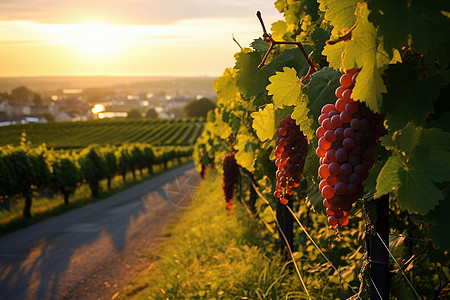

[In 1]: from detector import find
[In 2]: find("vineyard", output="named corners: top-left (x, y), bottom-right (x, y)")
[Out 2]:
top-left (193, 0), bottom-right (450, 299)
top-left (0, 117), bottom-right (204, 149)
top-left (0, 117), bottom-right (202, 227)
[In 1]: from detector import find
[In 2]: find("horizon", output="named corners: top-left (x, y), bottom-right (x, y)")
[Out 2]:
top-left (0, 1), bottom-right (281, 77)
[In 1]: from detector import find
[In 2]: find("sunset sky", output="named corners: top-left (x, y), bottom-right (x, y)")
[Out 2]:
top-left (0, 0), bottom-right (280, 77)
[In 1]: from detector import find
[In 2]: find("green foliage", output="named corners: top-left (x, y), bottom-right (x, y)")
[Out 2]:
top-left (318, 0), bottom-right (359, 32)
top-left (0, 142), bottom-right (192, 220)
top-left (368, 0), bottom-right (450, 56)
top-left (376, 123), bottom-right (450, 214)
top-left (145, 108), bottom-right (158, 118)
top-left (191, 0), bottom-right (450, 298)
top-left (183, 97), bottom-right (216, 118)
top-left (50, 154), bottom-right (81, 204)
top-left (122, 175), bottom-right (306, 299)
top-left (127, 108), bottom-right (142, 118)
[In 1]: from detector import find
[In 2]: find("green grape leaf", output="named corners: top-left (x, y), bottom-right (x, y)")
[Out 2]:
top-left (213, 68), bottom-right (240, 104)
top-left (251, 104), bottom-right (275, 142)
top-left (343, 2), bottom-right (386, 112)
top-left (322, 41), bottom-right (346, 71)
top-left (318, 0), bottom-right (359, 31)
top-left (375, 123), bottom-right (450, 214)
top-left (425, 192), bottom-right (450, 251)
top-left (235, 49), bottom-right (309, 101)
top-left (234, 50), bottom-right (269, 99)
top-left (374, 153), bottom-right (402, 198)
top-left (234, 133), bottom-right (255, 172)
top-left (303, 143), bottom-right (322, 210)
top-left (390, 277), bottom-right (415, 300)
top-left (267, 67), bottom-right (302, 109)
top-left (369, 0), bottom-right (450, 56)
top-left (305, 67), bottom-right (341, 129)
top-left (250, 38), bottom-right (270, 52)
top-left (383, 60), bottom-right (446, 131)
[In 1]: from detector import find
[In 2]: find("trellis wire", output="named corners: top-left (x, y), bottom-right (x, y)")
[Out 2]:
top-left (376, 232), bottom-right (421, 299)
top-left (247, 176), bottom-right (361, 299)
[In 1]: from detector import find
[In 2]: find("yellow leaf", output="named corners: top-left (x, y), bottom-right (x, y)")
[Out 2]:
top-left (266, 67), bottom-right (302, 109)
top-left (250, 104), bottom-right (275, 142)
top-left (343, 2), bottom-right (386, 112)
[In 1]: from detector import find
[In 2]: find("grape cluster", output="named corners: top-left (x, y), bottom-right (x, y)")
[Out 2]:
top-left (316, 69), bottom-right (386, 228)
top-left (222, 152), bottom-right (239, 212)
top-left (274, 114), bottom-right (308, 205)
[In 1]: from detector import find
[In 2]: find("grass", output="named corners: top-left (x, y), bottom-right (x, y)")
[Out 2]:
top-left (117, 171), bottom-right (305, 300)
top-left (0, 158), bottom-right (191, 235)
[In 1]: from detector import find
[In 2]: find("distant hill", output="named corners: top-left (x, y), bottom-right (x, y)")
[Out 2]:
top-left (0, 76), bottom-right (217, 95)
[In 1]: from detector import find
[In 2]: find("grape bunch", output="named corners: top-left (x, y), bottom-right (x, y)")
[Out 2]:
top-left (222, 152), bottom-right (239, 212)
top-left (274, 114), bottom-right (308, 205)
top-left (316, 69), bottom-right (387, 228)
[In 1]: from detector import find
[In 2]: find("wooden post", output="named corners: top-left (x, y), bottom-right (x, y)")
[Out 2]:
top-left (276, 199), bottom-right (294, 258)
top-left (369, 194), bottom-right (389, 299)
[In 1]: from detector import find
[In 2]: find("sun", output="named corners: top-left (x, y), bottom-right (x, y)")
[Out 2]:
top-left (69, 22), bottom-right (129, 59)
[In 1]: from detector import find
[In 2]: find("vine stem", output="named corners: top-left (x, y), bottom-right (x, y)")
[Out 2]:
top-left (256, 11), bottom-right (320, 80)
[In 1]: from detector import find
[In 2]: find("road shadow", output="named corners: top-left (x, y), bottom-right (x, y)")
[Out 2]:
top-left (0, 165), bottom-right (201, 300)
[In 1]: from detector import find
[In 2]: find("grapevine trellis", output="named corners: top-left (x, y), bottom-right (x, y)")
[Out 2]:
top-left (194, 0), bottom-right (450, 298)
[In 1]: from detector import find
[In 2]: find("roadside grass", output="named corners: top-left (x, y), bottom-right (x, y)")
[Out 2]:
top-left (118, 171), bottom-right (304, 300)
top-left (0, 158), bottom-right (191, 235)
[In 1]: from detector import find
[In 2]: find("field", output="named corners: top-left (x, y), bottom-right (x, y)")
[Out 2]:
top-left (0, 118), bottom-right (204, 149)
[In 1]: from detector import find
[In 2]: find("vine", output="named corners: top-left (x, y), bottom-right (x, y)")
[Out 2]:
top-left (194, 0), bottom-right (450, 298)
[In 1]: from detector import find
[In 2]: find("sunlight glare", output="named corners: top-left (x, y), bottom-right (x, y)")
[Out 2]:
top-left (69, 22), bottom-right (130, 59)
top-left (91, 104), bottom-right (105, 114)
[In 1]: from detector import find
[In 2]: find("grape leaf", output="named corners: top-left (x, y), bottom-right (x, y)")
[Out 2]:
top-left (234, 49), bottom-right (309, 101)
top-left (234, 133), bottom-right (256, 172)
top-left (291, 93), bottom-right (314, 141)
top-left (213, 68), bottom-right (240, 104)
top-left (426, 191), bottom-right (450, 250)
top-left (374, 153), bottom-right (402, 198)
top-left (383, 60), bottom-right (446, 131)
top-left (250, 38), bottom-right (269, 52)
top-left (304, 143), bottom-right (321, 209)
top-left (343, 2), bottom-right (386, 112)
top-left (213, 109), bottom-right (232, 140)
top-left (375, 123), bottom-right (450, 214)
top-left (322, 38), bottom-right (346, 71)
top-left (305, 67), bottom-right (341, 129)
top-left (251, 104), bottom-right (275, 142)
top-left (318, 0), bottom-right (359, 32)
top-left (271, 20), bottom-right (293, 41)
top-left (266, 67), bottom-right (302, 109)
top-left (369, 0), bottom-right (450, 56)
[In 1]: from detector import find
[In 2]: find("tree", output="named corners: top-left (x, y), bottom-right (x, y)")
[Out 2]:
top-left (41, 112), bottom-right (55, 122)
top-left (127, 108), bottom-right (142, 118)
top-left (10, 86), bottom-right (33, 103)
top-left (145, 108), bottom-right (158, 118)
top-left (183, 98), bottom-right (216, 118)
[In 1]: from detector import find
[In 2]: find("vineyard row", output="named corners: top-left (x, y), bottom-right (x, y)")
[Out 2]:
top-left (0, 139), bottom-right (193, 219)
top-left (0, 118), bottom-right (205, 149)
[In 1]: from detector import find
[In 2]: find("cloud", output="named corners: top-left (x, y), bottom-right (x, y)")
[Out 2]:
top-left (0, 0), bottom-right (279, 25)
